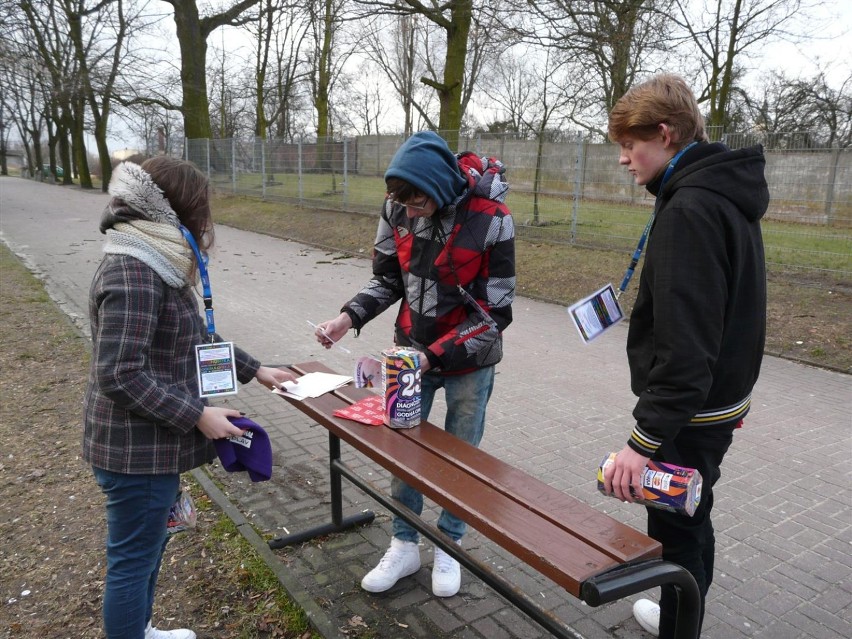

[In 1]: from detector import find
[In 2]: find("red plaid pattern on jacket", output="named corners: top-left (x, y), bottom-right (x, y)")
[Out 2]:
top-left (343, 153), bottom-right (515, 374)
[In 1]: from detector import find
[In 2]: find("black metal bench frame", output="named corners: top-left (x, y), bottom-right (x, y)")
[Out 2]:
top-left (268, 362), bottom-right (700, 639)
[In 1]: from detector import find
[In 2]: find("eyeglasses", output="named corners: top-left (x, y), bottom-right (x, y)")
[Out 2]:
top-left (387, 197), bottom-right (429, 211)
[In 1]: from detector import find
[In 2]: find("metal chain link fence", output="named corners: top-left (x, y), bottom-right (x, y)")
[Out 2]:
top-left (185, 133), bottom-right (852, 283)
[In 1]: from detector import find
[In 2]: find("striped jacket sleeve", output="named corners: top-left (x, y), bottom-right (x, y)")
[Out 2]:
top-left (343, 203), bottom-right (404, 328)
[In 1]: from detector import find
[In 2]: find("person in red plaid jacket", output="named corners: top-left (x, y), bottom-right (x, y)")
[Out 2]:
top-left (316, 131), bottom-right (515, 598)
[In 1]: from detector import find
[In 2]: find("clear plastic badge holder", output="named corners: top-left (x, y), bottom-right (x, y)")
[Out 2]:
top-left (167, 490), bottom-right (197, 536)
top-left (567, 283), bottom-right (624, 343)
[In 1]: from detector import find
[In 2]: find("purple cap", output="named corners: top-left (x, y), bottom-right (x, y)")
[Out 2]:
top-left (213, 416), bottom-right (273, 482)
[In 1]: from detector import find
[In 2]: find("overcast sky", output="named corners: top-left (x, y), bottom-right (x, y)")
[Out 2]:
top-left (103, 0), bottom-right (852, 152)
top-left (753, 0), bottom-right (851, 87)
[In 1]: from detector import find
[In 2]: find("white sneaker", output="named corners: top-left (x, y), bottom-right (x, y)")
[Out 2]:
top-left (432, 542), bottom-right (461, 597)
top-left (361, 537), bottom-right (421, 593)
top-left (144, 621), bottom-right (196, 639)
top-left (633, 598), bottom-right (660, 636)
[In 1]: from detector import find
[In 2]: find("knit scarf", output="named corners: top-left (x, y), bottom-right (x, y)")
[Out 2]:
top-left (104, 220), bottom-right (195, 288)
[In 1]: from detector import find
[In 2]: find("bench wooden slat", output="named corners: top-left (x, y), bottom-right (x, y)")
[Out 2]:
top-left (400, 424), bottom-right (659, 563)
top-left (280, 368), bottom-right (632, 596)
top-left (275, 362), bottom-right (700, 639)
top-left (295, 361), bottom-right (661, 565)
top-left (280, 385), bottom-right (619, 595)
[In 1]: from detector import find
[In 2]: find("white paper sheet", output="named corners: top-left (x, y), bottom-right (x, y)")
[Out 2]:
top-left (272, 372), bottom-right (353, 400)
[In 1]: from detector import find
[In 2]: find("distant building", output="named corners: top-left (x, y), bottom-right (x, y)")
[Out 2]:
top-left (112, 148), bottom-right (143, 162)
top-left (2, 149), bottom-right (25, 175)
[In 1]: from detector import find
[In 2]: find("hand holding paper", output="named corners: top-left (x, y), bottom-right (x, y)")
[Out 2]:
top-left (308, 319), bottom-right (351, 353)
top-left (255, 365), bottom-right (298, 390)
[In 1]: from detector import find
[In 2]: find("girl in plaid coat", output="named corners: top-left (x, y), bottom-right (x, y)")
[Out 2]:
top-left (83, 157), bottom-right (296, 639)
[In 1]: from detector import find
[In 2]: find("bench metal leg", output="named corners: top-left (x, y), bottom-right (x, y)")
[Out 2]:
top-left (269, 432), bottom-right (375, 549)
top-left (334, 459), bottom-right (585, 639)
top-left (581, 560), bottom-right (701, 639)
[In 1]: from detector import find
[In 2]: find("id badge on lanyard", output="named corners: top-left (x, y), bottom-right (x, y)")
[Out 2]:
top-left (180, 226), bottom-right (239, 399)
top-left (566, 142), bottom-right (698, 344)
top-left (195, 342), bottom-right (238, 397)
top-left (567, 283), bottom-right (624, 343)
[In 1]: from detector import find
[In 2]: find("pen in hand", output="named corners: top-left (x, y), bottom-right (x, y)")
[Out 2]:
top-left (307, 320), bottom-right (351, 353)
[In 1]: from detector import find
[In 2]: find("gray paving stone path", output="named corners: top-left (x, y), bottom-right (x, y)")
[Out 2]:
top-left (2, 177), bottom-right (850, 639)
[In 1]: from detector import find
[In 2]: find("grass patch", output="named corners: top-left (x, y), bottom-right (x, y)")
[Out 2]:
top-left (212, 172), bottom-right (851, 275)
top-left (184, 480), bottom-right (319, 639)
top-left (211, 192), bottom-right (851, 373)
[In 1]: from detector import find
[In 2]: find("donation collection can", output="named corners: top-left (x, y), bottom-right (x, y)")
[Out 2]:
top-left (596, 452), bottom-right (703, 516)
top-left (381, 348), bottom-right (422, 428)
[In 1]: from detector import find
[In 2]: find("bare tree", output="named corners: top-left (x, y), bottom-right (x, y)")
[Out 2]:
top-left (0, 48), bottom-right (14, 176)
top-left (481, 46), bottom-right (585, 222)
top-left (807, 74), bottom-right (852, 149)
top-left (266, 5), bottom-right (311, 141)
top-left (250, 0), bottom-right (275, 139)
top-left (740, 70), bottom-right (852, 148)
top-left (354, 0), bottom-right (479, 149)
top-left (207, 33), bottom-right (252, 140)
top-left (163, 0), bottom-right (261, 141)
top-left (459, 9), bottom-right (509, 127)
top-left (0, 103), bottom-right (9, 176)
top-left (131, 102), bottom-right (168, 154)
top-left (19, 0), bottom-right (78, 184)
top-left (521, 0), bottom-right (671, 132)
top-left (59, 0), bottom-right (135, 189)
top-left (15, 0), bottom-right (146, 186)
top-left (306, 0), bottom-right (362, 168)
top-left (476, 49), bottom-right (537, 138)
top-left (224, 0), bottom-right (305, 142)
top-left (0, 47), bottom-right (47, 177)
top-left (362, 14), bottom-right (423, 136)
top-left (0, 18), bottom-right (38, 175)
top-left (669, 0), bottom-right (818, 131)
top-left (334, 62), bottom-right (393, 135)
top-left (410, 0), bottom-right (472, 148)
top-left (308, 0), bottom-right (339, 149)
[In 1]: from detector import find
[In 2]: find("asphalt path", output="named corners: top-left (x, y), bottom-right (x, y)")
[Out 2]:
top-left (2, 176), bottom-right (849, 639)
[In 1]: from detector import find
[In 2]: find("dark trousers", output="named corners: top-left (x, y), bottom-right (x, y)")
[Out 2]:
top-left (649, 425), bottom-right (736, 639)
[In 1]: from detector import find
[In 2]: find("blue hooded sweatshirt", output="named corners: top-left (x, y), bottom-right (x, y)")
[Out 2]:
top-left (384, 131), bottom-right (467, 209)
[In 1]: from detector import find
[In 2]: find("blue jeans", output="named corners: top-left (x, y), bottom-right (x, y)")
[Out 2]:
top-left (391, 366), bottom-right (495, 543)
top-left (93, 467), bottom-right (180, 639)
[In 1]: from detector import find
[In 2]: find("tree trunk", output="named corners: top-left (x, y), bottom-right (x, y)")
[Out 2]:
top-left (0, 109), bottom-right (7, 176)
top-left (57, 106), bottom-right (73, 185)
top-left (714, 0), bottom-right (744, 130)
top-left (65, 8), bottom-right (94, 189)
top-left (315, 0), bottom-right (334, 170)
top-left (71, 95), bottom-right (92, 188)
top-left (173, 0), bottom-right (213, 141)
top-left (438, 0), bottom-right (471, 150)
top-left (606, 0), bottom-right (642, 110)
top-left (401, 15), bottom-right (415, 137)
top-left (254, 0), bottom-right (273, 139)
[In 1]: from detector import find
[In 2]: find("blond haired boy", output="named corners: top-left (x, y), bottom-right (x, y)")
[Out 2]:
top-left (603, 74), bottom-right (768, 638)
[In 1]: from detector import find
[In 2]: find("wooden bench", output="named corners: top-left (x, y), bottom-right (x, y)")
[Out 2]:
top-left (269, 361), bottom-right (700, 639)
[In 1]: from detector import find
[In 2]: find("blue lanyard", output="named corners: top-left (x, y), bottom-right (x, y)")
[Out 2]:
top-left (616, 141), bottom-right (698, 299)
top-left (179, 226), bottom-right (216, 339)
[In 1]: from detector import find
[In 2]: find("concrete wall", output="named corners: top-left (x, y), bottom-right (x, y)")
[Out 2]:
top-left (354, 136), bottom-right (851, 225)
